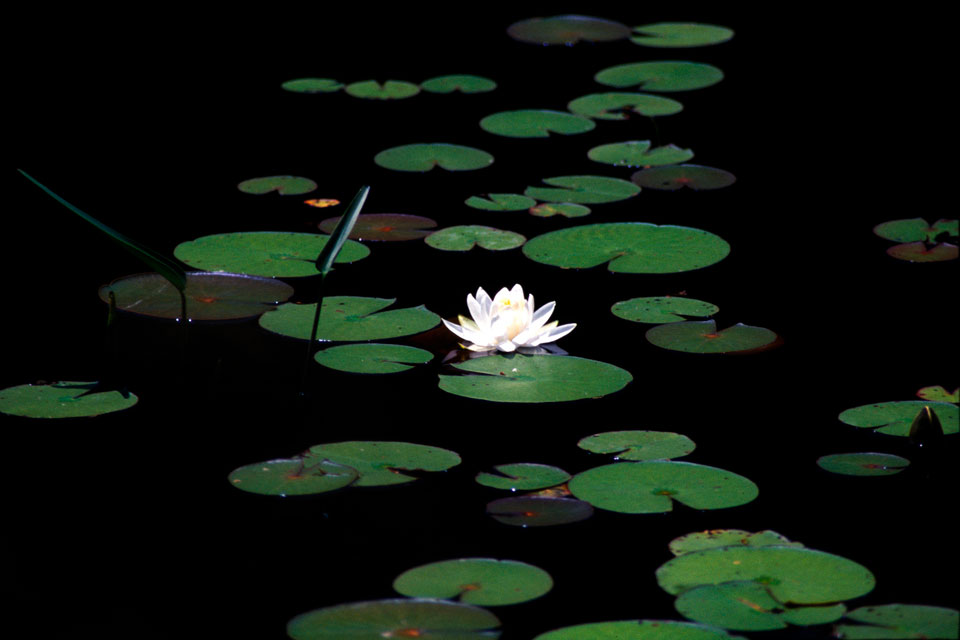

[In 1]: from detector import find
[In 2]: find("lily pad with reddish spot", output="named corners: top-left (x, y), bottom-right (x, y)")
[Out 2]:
top-left (631, 164), bottom-right (737, 190)
top-left (595, 61), bottom-right (724, 92)
top-left (425, 226), bottom-right (525, 251)
top-left (227, 458), bottom-right (359, 496)
top-left (872, 218), bottom-right (958, 243)
top-left (465, 194), bottom-right (537, 211)
top-left (374, 143), bottom-right (494, 172)
top-left (475, 463), bottom-right (571, 491)
top-left (917, 385), bottom-right (959, 403)
top-left (577, 430), bottom-right (695, 461)
top-left (611, 296), bottom-right (719, 324)
top-left (567, 92), bottom-right (684, 119)
top-left (816, 453), bottom-right (911, 476)
top-left (487, 496), bottom-right (593, 527)
top-left (528, 203), bottom-right (591, 218)
top-left (886, 241), bottom-right (958, 262)
top-left (588, 140), bottom-right (693, 168)
top-left (838, 400), bottom-right (958, 437)
top-left (237, 175), bottom-right (317, 195)
top-left (302, 441), bottom-right (462, 487)
top-left (646, 320), bottom-right (778, 354)
top-left (318, 213), bottom-right (437, 241)
top-left (507, 15), bottom-right (631, 45)
top-left (344, 79), bottom-right (420, 99)
top-left (421, 75), bottom-right (497, 93)
top-left (479, 109), bottom-right (595, 138)
top-left (631, 23), bottom-right (735, 48)
top-left (393, 558), bottom-right (553, 606)
top-left (669, 530), bottom-right (803, 556)
top-left (281, 78), bottom-right (343, 93)
top-left (0, 381), bottom-right (138, 419)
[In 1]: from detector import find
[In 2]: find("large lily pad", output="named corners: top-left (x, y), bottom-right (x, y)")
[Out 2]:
top-left (375, 143), bottom-right (494, 172)
top-left (834, 604), bottom-right (959, 639)
top-left (476, 463), bottom-right (571, 491)
top-left (315, 343), bottom-right (433, 374)
top-left (523, 223), bottom-right (730, 273)
top-left (0, 381), bottom-right (138, 419)
top-left (669, 530), bottom-right (802, 556)
top-left (303, 441), bottom-right (461, 487)
top-left (174, 231), bottom-right (370, 278)
top-left (577, 430), bottom-right (695, 461)
top-left (588, 141), bottom-right (694, 167)
top-left (439, 354), bottom-right (632, 403)
top-left (507, 15), bottom-right (630, 45)
top-left (568, 92), bottom-right (684, 119)
top-left (99, 271), bottom-right (294, 321)
top-left (534, 619), bottom-right (744, 640)
top-left (393, 558), bottom-right (553, 606)
top-left (612, 296), bottom-right (719, 324)
top-left (465, 194), bottom-right (537, 211)
top-left (227, 458), bottom-right (359, 496)
top-left (838, 401), bottom-right (959, 437)
top-left (595, 61), bottom-right (724, 92)
top-left (479, 110), bottom-right (595, 138)
top-left (281, 78), bottom-right (343, 93)
top-left (568, 461), bottom-right (758, 514)
top-left (344, 79), bottom-right (420, 99)
top-left (237, 175), bottom-right (317, 195)
top-left (631, 23), bottom-right (735, 48)
top-left (646, 320), bottom-right (778, 354)
top-left (486, 496), bottom-right (593, 527)
top-left (421, 75), bottom-right (496, 93)
top-left (259, 296), bottom-right (440, 342)
top-left (528, 203), bottom-right (591, 218)
top-left (632, 164), bottom-right (737, 191)
top-left (886, 241), bottom-right (958, 262)
top-left (872, 218), bottom-right (958, 243)
top-left (318, 213), bottom-right (437, 241)
top-left (817, 453), bottom-right (911, 476)
top-left (523, 175), bottom-right (640, 204)
top-left (425, 226), bottom-right (525, 251)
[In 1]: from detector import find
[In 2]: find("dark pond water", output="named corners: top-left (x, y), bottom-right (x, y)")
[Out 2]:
top-left (10, 5), bottom-right (957, 639)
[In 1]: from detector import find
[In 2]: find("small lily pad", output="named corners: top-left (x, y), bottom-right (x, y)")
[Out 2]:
top-left (0, 381), bottom-right (138, 419)
top-left (872, 218), bottom-right (958, 243)
top-left (315, 343), bottom-right (433, 374)
top-left (425, 226), bottom-right (525, 251)
top-left (631, 164), bottom-right (737, 190)
top-left (476, 463), bottom-right (571, 491)
top-left (507, 15), bottom-right (631, 45)
top-left (568, 92), bottom-right (684, 119)
top-left (374, 143), bottom-right (494, 172)
top-left (465, 194), bottom-right (537, 211)
top-left (646, 320), bottom-right (778, 354)
top-left (588, 140), bottom-right (694, 167)
top-left (838, 401), bottom-right (959, 437)
top-left (817, 453), bottom-right (911, 476)
top-left (524, 175), bottom-right (640, 204)
top-left (303, 441), bottom-right (461, 487)
top-left (318, 213), bottom-right (438, 241)
top-left (834, 604), bottom-right (959, 639)
top-left (344, 79), bottom-right (420, 99)
top-left (393, 558), bottom-right (553, 606)
top-left (612, 296), bottom-right (719, 324)
top-left (669, 530), bottom-right (802, 556)
top-left (281, 78), bottom-right (343, 93)
top-left (577, 430), bottom-right (695, 461)
top-left (596, 61), bottom-right (724, 92)
top-left (227, 458), bottom-right (359, 496)
top-left (534, 619), bottom-right (743, 640)
top-left (487, 496), bottom-right (593, 527)
top-left (237, 175), bottom-right (317, 195)
top-left (421, 75), bottom-right (497, 93)
top-left (259, 296), bottom-right (440, 342)
top-left (886, 241), bottom-right (958, 262)
top-left (917, 385), bottom-right (959, 403)
top-left (479, 110), bottom-right (595, 138)
top-left (528, 203), bottom-right (591, 218)
top-left (631, 23), bottom-right (735, 48)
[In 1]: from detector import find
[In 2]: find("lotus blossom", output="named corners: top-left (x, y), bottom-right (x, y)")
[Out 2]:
top-left (443, 284), bottom-right (576, 352)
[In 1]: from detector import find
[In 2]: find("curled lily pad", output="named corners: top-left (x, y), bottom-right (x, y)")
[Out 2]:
top-left (393, 558), bottom-right (553, 606)
top-left (838, 401), bottom-right (958, 436)
top-left (344, 79), bottom-right (420, 99)
top-left (476, 463), bottom-right (571, 490)
top-left (834, 604), bottom-right (959, 639)
top-left (528, 203), bottom-right (591, 218)
top-left (303, 441), bottom-right (461, 487)
top-left (227, 458), bottom-right (358, 496)
top-left (534, 619), bottom-right (743, 640)
top-left (631, 23), bottom-right (735, 48)
top-left (374, 143), bottom-right (494, 172)
top-left (524, 175), bottom-right (640, 204)
top-left (917, 385), bottom-right (959, 403)
top-left (612, 296), bottom-right (718, 324)
top-left (632, 164), bottom-right (737, 190)
top-left (318, 213), bottom-right (437, 241)
top-left (588, 140), bottom-right (694, 168)
top-left (886, 241), bottom-right (958, 262)
top-left (568, 92), bottom-right (684, 119)
top-left (304, 198), bottom-right (340, 208)
top-left (487, 496), bottom-right (593, 527)
top-left (577, 430), bottom-right (695, 461)
top-left (425, 226), bottom-right (525, 251)
top-left (873, 218), bottom-right (958, 243)
top-left (259, 296), bottom-right (440, 342)
top-left (507, 15), bottom-right (630, 45)
top-left (646, 320), bottom-right (779, 354)
top-left (281, 78), bottom-right (343, 93)
top-left (0, 381), bottom-right (138, 419)
top-left (523, 223), bottom-right (730, 273)
top-left (465, 194), bottom-right (537, 211)
top-left (315, 343), bottom-right (433, 374)
top-left (421, 74), bottom-right (497, 93)
top-left (237, 175), bottom-right (317, 195)
top-left (595, 61), bottom-right (724, 92)
top-left (669, 530), bottom-right (802, 556)
top-left (480, 110), bottom-right (595, 138)
top-left (817, 453), bottom-right (911, 476)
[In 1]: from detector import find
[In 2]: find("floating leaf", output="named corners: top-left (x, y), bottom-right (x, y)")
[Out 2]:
top-left (237, 175), bottom-right (317, 195)
top-left (523, 223), bottom-right (730, 273)
top-left (595, 61), bottom-right (724, 92)
top-left (260, 296), bottom-right (440, 342)
top-left (835, 604), bottom-right (959, 639)
top-left (318, 213), bottom-right (438, 241)
top-left (98, 271), bottom-right (294, 321)
top-left (281, 78), bottom-right (343, 93)
top-left (227, 458), bottom-right (358, 496)
top-left (612, 297), bottom-right (719, 324)
top-left (393, 558), bottom-right (553, 606)
top-left (631, 23), bottom-right (735, 48)
top-left (314, 343), bottom-right (433, 374)
top-left (303, 441), bottom-right (461, 487)
top-left (528, 203), bottom-right (591, 218)
top-left (174, 231), bottom-right (370, 278)
top-left (567, 92), bottom-right (684, 119)
top-left (487, 496), bottom-right (593, 527)
top-left (374, 143), bottom-right (494, 172)
top-left (534, 619), bottom-right (744, 640)
top-left (631, 164), bottom-right (737, 190)
top-left (476, 463), bottom-right (571, 490)
top-left (669, 530), bottom-right (803, 556)
top-left (523, 175), bottom-right (640, 204)
top-left (577, 430), bottom-right (695, 461)
top-left (838, 401), bottom-right (959, 437)
top-left (817, 453), bottom-right (911, 476)
top-left (479, 110), bottom-right (595, 138)
top-left (425, 226), bottom-right (525, 251)
top-left (421, 75), bottom-right (497, 93)
top-left (465, 194), bottom-right (537, 211)
top-left (917, 385), bottom-right (959, 403)
top-left (646, 320), bottom-right (778, 354)
top-left (886, 241), bottom-right (958, 262)
top-left (287, 599), bottom-right (500, 640)
top-left (588, 140), bottom-right (694, 167)
top-left (569, 461), bottom-right (758, 514)
top-left (507, 15), bottom-right (630, 45)
top-left (439, 354), bottom-right (632, 403)
top-left (344, 79), bottom-right (420, 99)
top-left (0, 381), bottom-right (138, 419)
top-left (873, 218), bottom-right (958, 243)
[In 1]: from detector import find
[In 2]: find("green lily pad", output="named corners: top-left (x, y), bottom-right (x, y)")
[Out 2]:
top-left (287, 599), bottom-right (501, 640)
top-left (568, 92), bottom-right (684, 119)
top-left (595, 61), bottom-right (724, 92)
top-left (281, 78), bottom-right (343, 93)
top-left (872, 218), bottom-right (958, 243)
top-left (174, 231), bottom-right (370, 278)
top-left (588, 141), bottom-right (694, 167)
top-left (523, 223), bottom-right (730, 273)
top-left (631, 23), bottom-right (735, 48)
top-left (227, 458), bottom-right (359, 496)
top-left (315, 343), bottom-right (433, 374)
top-left (569, 461), bottom-right (758, 514)
top-left (835, 604), bottom-right (959, 639)
top-left (421, 75), bottom-right (497, 93)
top-left (0, 381), bottom-right (138, 419)
top-left (917, 385), bottom-right (959, 403)
top-left (886, 241), bottom-right (958, 262)
top-left (465, 194), bottom-right (537, 211)
top-left (393, 558), bottom-right (553, 606)
top-left (534, 619), bottom-right (745, 640)
top-left (486, 496), bottom-right (593, 527)
top-left (631, 164), bottom-right (737, 190)
top-left (302, 441), bottom-right (461, 487)
top-left (237, 175), bottom-right (317, 195)
top-left (656, 546), bottom-right (876, 604)
top-left (439, 354), bottom-right (632, 403)
top-left (523, 175), bottom-right (640, 204)
top-left (476, 463), bottom-right (571, 491)
top-left (646, 320), bottom-right (779, 354)
top-left (425, 226), bottom-right (525, 251)
top-left (344, 79), bottom-right (420, 99)
top-left (838, 401), bottom-right (959, 437)
top-left (98, 271), bottom-right (294, 321)
top-left (612, 296), bottom-right (719, 324)
top-left (507, 15), bottom-right (630, 45)
top-left (259, 296), bottom-right (440, 342)
top-left (318, 213), bottom-right (438, 241)
top-left (479, 110), bottom-right (596, 138)
top-left (528, 203), bottom-right (591, 218)
top-left (374, 143), bottom-right (494, 172)
top-left (577, 430), bottom-right (695, 461)
top-left (817, 453), bottom-right (911, 476)
top-left (669, 530), bottom-right (803, 556)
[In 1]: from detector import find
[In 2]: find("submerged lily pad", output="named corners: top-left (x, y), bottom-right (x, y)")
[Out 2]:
top-left (588, 140), bottom-right (694, 167)
top-left (439, 354), bottom-right (632, 403)
top-left (237, 175), bottom-right (317, 195)
top-left (425, 226), bottom-right (525, 251)
top-left (523, 223), bottom-right (730, 273)
top-left (476, 463), bottom-right (571, 490)
top-left (479, 110), bottom-right (595, 138)
top-left (318, 213), bottom-right (437, 241)
top-left (577, 430), bottom-right (695, 461)
top-left (568, 92), bottom-right (684, 119)
top-left (303, 441), bottom-right (461, 487)
top-left (0, 381), bottom-right (138, 419)
top-left (872, 218), bottom-right (958, 243)
top-left (260, 296), bottom-right (440, 342)
top-left (344, 79), bottom-right (420, 99)
top-left (834, 604), bottom-right (959, 639)
top-left (646, 320), bottom-right (778, 354)
top-left (917, 385), bottom-right (959, 403)
top-left (596, 61), bottom-right (724, 92)
top-left (669, 530), bottom-right (802, 556)
top-left (393, 558), bottom-right (553, 606)
top-left (817, 453), bottom-right (910, 476)
top-left (507, 15), bottom-right (631, 45)
top-left (886, 241), bottom-right (958, 262)
top-left (534, 619), bottom-right (743, 640)
top-left (487, 496), bottom-right (593, 527)
top-left (632, 23), bottom-right (735, 48)
top-left (524, 175), bottom-right (640, 204)
top-left (421, 75), bottom-right (497, 93)
top-left (315, 343), bottom-right (433, 374)
top-left (569, 461), bottom-right (758, 514)
top-left (227, 458), bottom-right (359, 496)
top-left (838, 401), bottom-right (959, 437)
top-left (612, 296), bottom-right (719, 324)
top-left (528, 203), bottom-right (591, 218)
top-left (375, 143), bottom-right (494, 172)
top-left (465, 194), bottom-right (537, 211)
top-left (174, 231), bottom-right (370, 278)
top-left (99, 271), bottom-right (294, 321)
top-left (632, 164), bottom-right (737, 190)
top-left (287, 598), bottom-right (500, 640)
top-left (281, 78), bottom-right (343, 93)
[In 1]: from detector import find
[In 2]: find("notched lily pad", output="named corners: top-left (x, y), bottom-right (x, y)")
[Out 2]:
top-left (917, 385), bottom-right (959, 403)
top-left (315, 343), bottom-right (433, 374)
top-left (528, 203), bottom-right (591, 218)
top-left (631, 23), bottom-right (735, 48)
top-left (646, 320), bottom-right (779, 354)
top-left (237, 175), bottom-right (317, 195)
top-left (872, 218), bottom-right (958, 243)
top-left (534, 619), bottom-right (744, 639)
top-left (421, 74), bottom-right (497, 93)
top-left (303, 441), bottom-right (461, 487)
top-left (588, 140), bottom-right (694, 167)
top-left (834, 604), bottom-right (959, 639)
top-left (465, 194), bottom-right (537, 211)
top-left (476, 463), bottom-right (571, 490)
top-left (669, 530), bottom-right (803, 556)
top-left (595, 61), bottom-right (724, 92)
top-left (632, 164), bottom-right (737, 190)
top-left (487, 496), bottom-right (593, 527)
top-left (480, 110), bottom-right (595, 138)
top-left (568, 92), bottom-right (684, 119)
top-left (375, 143), bottom-right (494, 172)
top-left (259, 296), bottom-right (441, 342)
top-left (318, 213), bottom-right (437, 241)
top-left (578, 430), bottom-right (695, 461)
top-left (612, 296), bottom-right (719, 324)
top-left (425, 226), bottom-right (525, 251)
top-left (393, 558), bottom-right (553, 606)
top-left (838, 400), bottom-right (958, 437)
top-left (0, 381), bottom-right (138, 419)
top-left (524, 175), bottom-right (640, 204)
top-left (344, 79), bottom-right (420, 99)
top-left (886, 241), bottom-right (958, 262)
top-left (228, 458), bottom-right (358, 496)
top-left (281, 78), bottom-right (343, 93)
top-left (817, 453), bottom-right (910, 476)
top-left (507, 15), bottom-right (631, 45)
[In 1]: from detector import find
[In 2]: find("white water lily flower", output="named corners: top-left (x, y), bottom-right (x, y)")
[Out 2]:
top-left (443, 284), bottom-right (576, 352)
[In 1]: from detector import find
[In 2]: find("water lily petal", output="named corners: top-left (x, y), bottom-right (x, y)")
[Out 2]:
top-left (466, 294), bottom-right (487, 329)
top-left (529, 300), bottom-right (556, 332)
top-left (458, 315), bottom-right (480, 332)
top-left (443, 318), bottom-right (496, 347)
top-left (530, 322), bottom-right (577, 346)
top-left (497, 339), bottom-right (518, 352)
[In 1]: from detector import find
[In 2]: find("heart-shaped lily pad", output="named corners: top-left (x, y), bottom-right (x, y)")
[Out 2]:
top-left (631, 23), bottom-right (735, 48)
top-left (318, 213), bottom-right (438, 241)
top-left (567, 92), bottom-right (684, 119)
top-left (476, 463), bottom-right (571, 491)
top-left (588, 141), bottom-right (694, 167)
top-left (917, 385), bottom-right (959, 403)
top-left (817, 453), bottom-right (911, 476)
top-left (99, 271), bottom-right (294, 321)
top-left (669, 530), bottom-right (803, 556)
top-left (237, 175), bottom-right (317, 195)
top-left (631, 164), bottom-right (737, 190)
top-left (228, 458), bottom-right (359, 496)
top-left (595, 61), bottom-right (724, 92)
top-left (174, 231), bottom-right (370, 278)
top-left (577, 430), bottom-right (695, 461)
top-left (393, 558), bottom-right (553, 606)
top-left (507, 15), bottom-right (631, 45)
top-left (314, 343), bottom-right (433, 374)
top-left (534, 619), bottom-right (743, 640)
top-left (374, 143), bottom-right (494, 172)
top-left (872, 218), bottom-right (958, 243)
top-left (486, 496), bottom-right (593, 527)
top-left (344, 79), bottom-right (420, 99)
top-left (886, 241), bottom-right (958, 262)
top-left (612, 296), bottom-right (719, 324)
top-left (834, 604), bottom-right (959, 640)
top-left (302, 441), bottom-right (461, 487)
top-left (479, 110), bottom-right (595, 138)
top-left (439, 354), bottom-right (632, 403)
top-left (646, 320), bottom-right (779, 354)
top-left (523, 223), bottom-right (730, 273)
top-left (281, 78), bottom-right (343, 93)
top-left (465, 194), bottom-right (537, 211)
top-left (528, 203), bottom-right (591, 218)
top-left (425, 226), bottom-right (525, 251)
top-left (838, 401), bottom-right (958, 436)
top-left (524, 175), bottom-right (640, 204)
top-left (259, 296), bottom-right (440, 342)
top-left (0, 381), bottom-right (138, 419)
top-left (421, 75), bottom-right (496, 93)
top-left (569, 461), bottom-right (758, 514)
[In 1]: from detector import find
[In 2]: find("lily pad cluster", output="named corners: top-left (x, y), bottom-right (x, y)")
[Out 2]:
top-left (282, 74), bottom-right (496, 98)
top-left (872, 217), bottom-right (958, 262)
